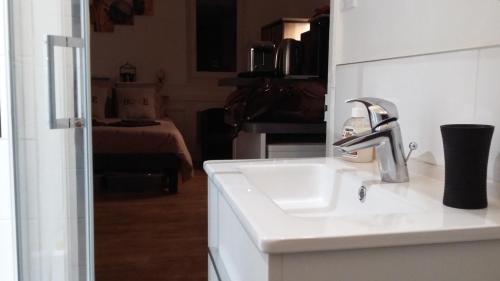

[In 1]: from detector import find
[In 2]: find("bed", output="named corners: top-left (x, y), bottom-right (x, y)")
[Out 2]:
top-left (91, 78), bottom-right (193, 193)
top-left (92, 118), bottom-right (193, 193)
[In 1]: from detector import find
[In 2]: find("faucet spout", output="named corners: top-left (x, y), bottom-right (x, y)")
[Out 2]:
top-left (333, 98), bottom-right (413, 183)
top-left (333, 130), bottom-right (388, 153)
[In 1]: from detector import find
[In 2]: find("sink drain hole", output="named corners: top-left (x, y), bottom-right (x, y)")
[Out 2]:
top-left (358, 186), bottom-right (367, 203)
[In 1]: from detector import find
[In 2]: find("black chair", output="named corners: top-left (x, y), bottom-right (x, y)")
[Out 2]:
top-left (197, 108), bottom-right (233, 162)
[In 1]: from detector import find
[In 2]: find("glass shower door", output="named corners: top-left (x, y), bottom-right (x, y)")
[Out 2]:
top-left (8, 0), bottom-right (94, 280)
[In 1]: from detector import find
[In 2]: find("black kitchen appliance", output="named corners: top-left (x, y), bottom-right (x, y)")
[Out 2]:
top-left (275, 39), bottom-right (303, 77)
top-left (248, 41), bottom-right (275, 73)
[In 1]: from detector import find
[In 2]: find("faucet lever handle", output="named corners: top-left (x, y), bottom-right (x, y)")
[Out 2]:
top-left (405, 141), bottom-right (418, 163)
top-left (347, 98), bottom-right (399, 129)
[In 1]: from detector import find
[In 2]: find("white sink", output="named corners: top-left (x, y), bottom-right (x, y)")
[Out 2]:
top-left (204, 158), bottom-right (500, 254)
top-left (239, 163), bottom-right (421, 218)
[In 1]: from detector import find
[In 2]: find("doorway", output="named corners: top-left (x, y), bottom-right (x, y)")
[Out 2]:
top-left (8, 0), bottom-right (331, 280)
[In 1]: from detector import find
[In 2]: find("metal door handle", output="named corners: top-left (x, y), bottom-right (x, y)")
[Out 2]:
top-left (47, 35), bottom-right (85, 129)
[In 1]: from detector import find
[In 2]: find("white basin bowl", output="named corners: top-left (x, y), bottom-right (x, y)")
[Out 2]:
top-left (205, 158), bottom-right (500, 253)
top-left (239, 163), bottom-right (422, 217)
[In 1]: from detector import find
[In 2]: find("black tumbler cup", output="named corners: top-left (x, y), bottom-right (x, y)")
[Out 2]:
top-left (441, 124), bottom-right (494, 209)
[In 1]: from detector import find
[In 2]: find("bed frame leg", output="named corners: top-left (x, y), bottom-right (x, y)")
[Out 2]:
top-left (165, 170), bottom-right (178, 194)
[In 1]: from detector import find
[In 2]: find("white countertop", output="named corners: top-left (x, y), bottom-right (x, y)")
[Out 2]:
top-left (204, 158), bottom-right (500, 254)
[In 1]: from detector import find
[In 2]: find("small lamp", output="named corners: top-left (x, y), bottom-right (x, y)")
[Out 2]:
top-left (119, 62), bottom-right (137, 82)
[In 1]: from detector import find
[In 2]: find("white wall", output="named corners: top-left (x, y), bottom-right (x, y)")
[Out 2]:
top-left (335, 0), bottom-right (500, 64)
top-left (0, 0), bottom-right (17, 279)
top-left (91, 0), bottom-right (327, 162)
top-left (330, 0), bottom-right (500, 200)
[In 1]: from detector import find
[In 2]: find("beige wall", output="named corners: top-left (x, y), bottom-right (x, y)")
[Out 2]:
top-left (91, 1), bottom-right (188, 85)
top-left (90, 0), bottom-right (327, 162)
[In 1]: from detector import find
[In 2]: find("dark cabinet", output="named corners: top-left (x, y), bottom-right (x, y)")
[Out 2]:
top-left (301, 15), bottom-right (330, 78)
top-left (197, 108), bottom-right (233, 162)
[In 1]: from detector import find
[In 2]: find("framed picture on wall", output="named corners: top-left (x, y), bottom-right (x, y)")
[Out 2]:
top-left (133, 0), bottom-right (154, 16)
top-left (91, 0), bottom-right (155, 32)
top-left (108, 0), bottom-right (134, 25)
top-left (90, 0), bottom-right (115, 32)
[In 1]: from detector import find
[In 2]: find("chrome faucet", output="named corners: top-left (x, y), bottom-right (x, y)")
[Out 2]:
top-left (333, 98), bottom-right (417, 183)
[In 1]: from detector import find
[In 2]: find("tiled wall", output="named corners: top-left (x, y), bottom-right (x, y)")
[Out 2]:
top-left (332, 46), bottom-right (500, 198)
top-left (0, 0), bottom-right (17, 279)
top-left (334, 0), bottom-right (500, 65)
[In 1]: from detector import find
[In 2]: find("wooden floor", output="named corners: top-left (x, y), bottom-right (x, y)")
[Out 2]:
top-left (94, 170), bottom-right (208, 281)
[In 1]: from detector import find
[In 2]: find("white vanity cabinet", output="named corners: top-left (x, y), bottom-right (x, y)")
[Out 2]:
top-left (206, 159), bottom-right (500, 281)
top-left (208, 179), bottom-right (283, 281)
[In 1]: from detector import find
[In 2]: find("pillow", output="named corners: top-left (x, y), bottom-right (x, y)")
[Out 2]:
top-left (116, 87), bottom-right (157, 120)
top-left (91, 86), bottom-right (109, 120)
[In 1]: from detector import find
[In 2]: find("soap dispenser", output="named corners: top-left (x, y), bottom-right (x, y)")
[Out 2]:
top-left (341, 105), bottom-right (374, 163)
